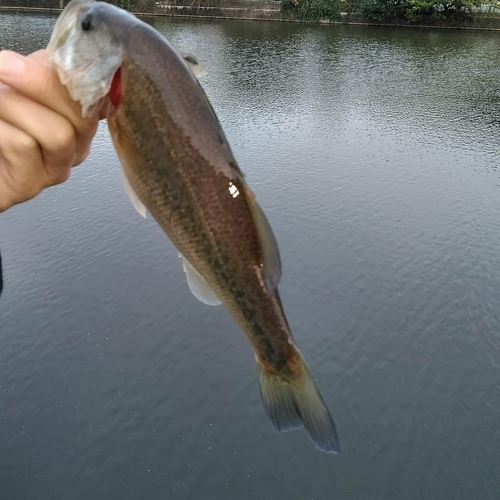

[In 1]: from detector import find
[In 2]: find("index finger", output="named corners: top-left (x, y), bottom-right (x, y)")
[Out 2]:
top-left (0, 50), bottom-right (98, 133)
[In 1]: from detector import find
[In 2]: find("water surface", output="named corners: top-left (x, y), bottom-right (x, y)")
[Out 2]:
top-left (1, 12), bottom-right (499, 500)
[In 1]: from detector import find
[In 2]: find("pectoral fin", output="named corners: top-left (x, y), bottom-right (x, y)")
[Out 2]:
top-left (245, 189), bottom-right (282, 294)
top-left (180, 254), bottom-right (221, 306)
top-left (122, 170), bottom-right (147, 219)
top-left (180, 51), bottom-right (207, 79)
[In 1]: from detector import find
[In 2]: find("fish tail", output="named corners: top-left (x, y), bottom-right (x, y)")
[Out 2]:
top-left (256, 351), bottom-right (339, 454)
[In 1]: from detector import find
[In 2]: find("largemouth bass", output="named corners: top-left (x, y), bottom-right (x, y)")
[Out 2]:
top-left (47, 0), bottom-right (339, 453)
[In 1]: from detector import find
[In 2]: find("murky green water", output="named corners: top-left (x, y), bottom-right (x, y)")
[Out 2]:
top-left (1, 11), bottom-right (499, 500)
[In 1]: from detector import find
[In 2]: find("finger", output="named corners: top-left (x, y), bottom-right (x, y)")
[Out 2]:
top-left (26, 51), bottom-right (108, 121)
top-left (0, 50), bottom-right (97, 136)
top-left (0, 119), bottom-right (45, 210)
top-left (27, 50), bottom-right (50, 64)
top-left (0, 118), bottom-right (72, 195)
top-left (17, 50), bottom-right (107, 124)
top-left (0, 84), bottom-right (76, 172)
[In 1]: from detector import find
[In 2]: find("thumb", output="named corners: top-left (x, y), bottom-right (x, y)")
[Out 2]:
top-left (0, 50), bottom-right (99, 133)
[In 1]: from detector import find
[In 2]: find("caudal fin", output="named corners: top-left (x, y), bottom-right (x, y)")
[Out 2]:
top-left (257, 353), bottom-right (339, 454)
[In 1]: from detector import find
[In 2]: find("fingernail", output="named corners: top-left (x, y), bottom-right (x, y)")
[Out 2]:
top-left (0, 51), bottom-right (27, 79)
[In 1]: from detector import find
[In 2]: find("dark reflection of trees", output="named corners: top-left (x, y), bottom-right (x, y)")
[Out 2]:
top-left (207, 21), bottom-right (500, 153)
top-left (203, 21), bottom-right (348, 123)
top-left (217, 21), bottom-right (318, 99)
top-left (345, 27), bottom-right (500, 149)
top-left (4, 8), bottom-right (497, 156)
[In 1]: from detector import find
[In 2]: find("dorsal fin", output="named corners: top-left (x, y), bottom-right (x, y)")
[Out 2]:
top-left (179, 51), bottom-right (207, 79)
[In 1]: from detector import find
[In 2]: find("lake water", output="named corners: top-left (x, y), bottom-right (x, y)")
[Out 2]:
top-left (1, 11), bottom-right (499, 500)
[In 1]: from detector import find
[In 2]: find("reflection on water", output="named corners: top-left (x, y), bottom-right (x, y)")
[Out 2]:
top-left (1, 11), bottom-right (500, 500)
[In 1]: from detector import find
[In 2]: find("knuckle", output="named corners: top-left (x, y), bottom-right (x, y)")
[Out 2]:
top-left (50, 123), bottom-right (76, 154)
top-left (7, 133), bottom-right (37, 158)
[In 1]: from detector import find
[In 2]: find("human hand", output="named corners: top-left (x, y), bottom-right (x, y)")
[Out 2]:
top-left (0, 50), bottom-right (99, 213)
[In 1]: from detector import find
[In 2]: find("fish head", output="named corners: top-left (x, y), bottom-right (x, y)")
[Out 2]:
top-left (47, 0), bottom-right (126, 117)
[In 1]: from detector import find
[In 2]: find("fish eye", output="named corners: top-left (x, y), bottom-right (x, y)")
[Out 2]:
top-left (81, 13), bottom-right (92, 31)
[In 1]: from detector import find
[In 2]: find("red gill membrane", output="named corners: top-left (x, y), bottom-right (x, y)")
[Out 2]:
top-left (109, 67), bottom-right (122, 107)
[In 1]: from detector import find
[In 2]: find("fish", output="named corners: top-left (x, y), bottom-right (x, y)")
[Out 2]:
top-left (47, 0), bottom-right (339, 453)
